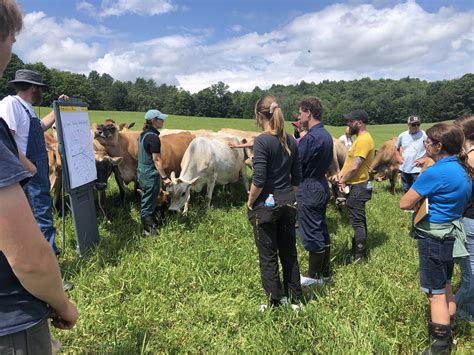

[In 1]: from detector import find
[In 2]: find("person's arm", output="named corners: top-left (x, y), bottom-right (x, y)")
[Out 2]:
top-left (18, 149), bottom-right (36, 176)
top-left (247, 137), bottom-right (266, 209)
top-left (152, 153), bottom-right (171, 185)
top-left (400, 187), bottom-right (423, 210)
top-left (247, 183), bottom-right (263, 209)
top-left (339, 156), bottom-right (364, 188)
top-left (395, 135), bottom-right (404, 164)
top-left (0, 183), bottom-right (78, 329)
top-left (229, 141), bottom-right (253, 149)
top-left (291, 143), bottom-right (302, 194)
top-left (41, 95), bottom-right (69, 131)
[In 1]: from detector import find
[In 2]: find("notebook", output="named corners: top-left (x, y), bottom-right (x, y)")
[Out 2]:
top-left (414, 198), bottom-right (429, 225)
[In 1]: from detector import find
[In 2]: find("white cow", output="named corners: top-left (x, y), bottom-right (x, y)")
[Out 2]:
top-left (168, 136), bottom-right (249, 213)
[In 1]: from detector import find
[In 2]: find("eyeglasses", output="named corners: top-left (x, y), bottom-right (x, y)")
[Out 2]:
top-left (423, 139), bottom-right (438, 147)
top-left (410, 123), bottom-right (420, 127)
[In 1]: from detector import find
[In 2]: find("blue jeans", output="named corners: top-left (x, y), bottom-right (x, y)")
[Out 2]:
top-left (400, 171), bottom-right (419, 193)
top-left (418, 236), bottom-right (454, 295)
top-left (456, 217), bottom-right (474, 321)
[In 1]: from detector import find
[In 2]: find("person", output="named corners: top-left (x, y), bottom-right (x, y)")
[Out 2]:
top-left (395, 116), bottom-right (427, 192)
top-left (337, 110), bottom-right (375, 262)
top-left (247, 95), bottom-right (303, 311)
top-left (0, 69), bottom-right (68, 255)
top-left (137, 109), bottom-right (171, 235)
top-left (296, 98), bottom-right (334, 286)
top-left (0, 1), bottom-right (78, 353)
top-left (400, 123), bottom-right (472, 354)
top-left (339, 126), bottom-right (353, 150)
top-left (453, 114), bottom-right (474, 322)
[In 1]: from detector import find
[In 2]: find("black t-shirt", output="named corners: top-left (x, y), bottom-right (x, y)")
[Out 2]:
top-left (140, 127), bottom-right (161, 155)
top-left (0, 117), bottom-right (48, 336)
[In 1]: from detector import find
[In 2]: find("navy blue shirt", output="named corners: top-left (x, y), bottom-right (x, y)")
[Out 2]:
top-left (412, 156), bottom-right (471, 223)
top-left (298, 123), bottom-right (334, 180)
top-left (0, 117), bottom-right (48, 336)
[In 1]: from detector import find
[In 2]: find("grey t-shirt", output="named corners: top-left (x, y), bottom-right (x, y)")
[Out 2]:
top-left (396, 130), bottom-right (426, 174)
top-left (251, 132), bottom-right (302, 205)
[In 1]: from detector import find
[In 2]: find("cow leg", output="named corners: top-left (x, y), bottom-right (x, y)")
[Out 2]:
top-left (97, 189), bottom-right (112, 224)
top-left (206, 175), bottom-right (217, 209)
top-left (52, 176), bottom-right (62, 215)
top-left (183, 189), bottom-right (191, 214)
top-left (240, 163), bottom-right (249, 193)
top-left (113, 166), bottom-right (126, 204)
top-left (389, 169), bottom-right (398, 195)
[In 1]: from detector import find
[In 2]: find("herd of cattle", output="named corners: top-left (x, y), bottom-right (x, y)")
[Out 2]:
top-left (43, 121), bottom-right (401, 223)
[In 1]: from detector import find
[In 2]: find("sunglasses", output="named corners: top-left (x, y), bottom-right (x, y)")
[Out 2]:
top-left (410, 123), bottom-right (420, 127)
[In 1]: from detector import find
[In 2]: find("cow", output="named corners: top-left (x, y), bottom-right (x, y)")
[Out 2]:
top-left (168, 136), bottom-right (249, 214)
top-left (218, 128), bottom-right (259, 168)
top-left (369, 137), bottom-right (400, 194)
top-left (325, 137), bottom-right (349, 206)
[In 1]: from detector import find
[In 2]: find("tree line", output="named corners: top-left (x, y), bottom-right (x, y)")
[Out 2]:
top-left (1, 54), bottom-right (472, 125)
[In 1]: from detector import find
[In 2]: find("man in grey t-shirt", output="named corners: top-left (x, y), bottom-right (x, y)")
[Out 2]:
top-left (395, 116), bottom-right (426, 192)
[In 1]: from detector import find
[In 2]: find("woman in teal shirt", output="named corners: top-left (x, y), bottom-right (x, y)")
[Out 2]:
top-left (400, 123), bottom-right (472, 354)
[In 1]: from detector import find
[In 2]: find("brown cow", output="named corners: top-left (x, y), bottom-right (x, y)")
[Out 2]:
top-left (369, 137), bottom-right (400, 194)
top-left (326, 137), bottom-right (349, 206)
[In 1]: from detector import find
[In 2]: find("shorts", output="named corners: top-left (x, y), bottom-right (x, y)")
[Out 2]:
top-left (417, 236), bottom-right (454, 295)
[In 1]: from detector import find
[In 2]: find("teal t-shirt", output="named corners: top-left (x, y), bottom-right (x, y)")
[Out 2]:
top-left (412, 156), bottom-right (471, 222)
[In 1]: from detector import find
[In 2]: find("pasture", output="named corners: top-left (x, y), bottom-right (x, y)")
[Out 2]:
top-left (35, 108), bottom-right (472, 353)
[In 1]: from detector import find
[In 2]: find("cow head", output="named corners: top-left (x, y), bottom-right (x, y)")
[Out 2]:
top-left (94, 122), bottom-right (119, 146)
top-left (95, 155), bottom-right (123, 190)
top-left (167, 171), bottom-right (198, 212)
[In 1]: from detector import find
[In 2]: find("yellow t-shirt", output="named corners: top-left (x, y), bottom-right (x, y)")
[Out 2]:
top-left (341, 132), bottom-right (375, 184)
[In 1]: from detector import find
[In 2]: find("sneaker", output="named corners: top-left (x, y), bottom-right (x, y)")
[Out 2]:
top-left (300, 274), bottom-right (324, 286)
top-left (290, 303), bottom-right (302, 312)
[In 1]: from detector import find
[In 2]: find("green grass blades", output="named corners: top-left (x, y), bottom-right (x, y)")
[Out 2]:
top-left (51, 177), bottom-right (473, 353)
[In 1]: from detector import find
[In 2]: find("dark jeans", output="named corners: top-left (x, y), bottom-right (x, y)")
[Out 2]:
top-left (0, 318), bottom-right (51, 354)
top-left (248, 204), bottom-right (302, 304)
top-left (400, 171), bottom-right (419, 193)
top-left (297, 179), bottom-right (330, 252)
top-left (346, 182), bottom-right (372, 256)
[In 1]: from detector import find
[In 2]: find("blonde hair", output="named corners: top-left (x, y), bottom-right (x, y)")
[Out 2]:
top-left (254, 95), bottom-right (290, 155)
top-left (0, 0), bottom-right (22, 41)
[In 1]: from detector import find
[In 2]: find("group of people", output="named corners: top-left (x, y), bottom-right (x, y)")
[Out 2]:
top-left (247, 96), bottom-right (473, 354)
top-left (0, 0), bottom-right (472, 353)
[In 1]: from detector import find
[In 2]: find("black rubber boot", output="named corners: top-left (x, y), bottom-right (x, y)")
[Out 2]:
top-left (307, 251), bottom-right (325, 278)
top-left (321, 246), bottom-right (331, 279)
top-left (353, 237), bottom-right (366, 263)
top-left (141, 216), bottom-right (157, 237)
top-left (421, 321), bottom-right (451, 355)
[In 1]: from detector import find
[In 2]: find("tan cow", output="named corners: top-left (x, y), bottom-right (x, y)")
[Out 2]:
top-left (370, 137), bottom-right (400, 194)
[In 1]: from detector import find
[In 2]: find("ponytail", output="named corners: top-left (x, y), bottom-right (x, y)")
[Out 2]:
top-left (269, 107), bottom-right (290, 155)
top-left (458, 149), bottom-right (474, 179)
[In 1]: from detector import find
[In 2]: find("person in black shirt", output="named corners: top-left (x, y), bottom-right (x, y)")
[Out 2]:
top-left (137, 109), bottom-right (171, 235)
top-left (247, 95), bottom-right (303, 311)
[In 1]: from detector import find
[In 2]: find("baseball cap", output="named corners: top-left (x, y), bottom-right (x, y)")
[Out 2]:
top-left (145, 109), bottom-right (168, 121)
top-left (344, 109), bottom-right (368, 124)
top-left (407, 116), bottom-right (420, 124)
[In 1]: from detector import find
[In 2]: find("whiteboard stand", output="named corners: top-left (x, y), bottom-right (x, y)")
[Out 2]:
top-left (54, 99), bottom-right (100, 257)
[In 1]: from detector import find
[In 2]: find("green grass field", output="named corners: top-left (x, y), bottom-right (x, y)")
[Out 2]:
top-left (35, 108), bottom-right (472, 353)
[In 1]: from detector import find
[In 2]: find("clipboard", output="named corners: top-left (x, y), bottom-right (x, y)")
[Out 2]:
top-left (414, 198), bottom-right (429, 225)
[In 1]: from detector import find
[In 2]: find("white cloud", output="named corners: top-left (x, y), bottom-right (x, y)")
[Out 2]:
top-left (16, 2), bottom-right (474, 93)
top-left (231, 25), bottom-right (244, 33)
top-left (77, 0), bottom-right (176, 18)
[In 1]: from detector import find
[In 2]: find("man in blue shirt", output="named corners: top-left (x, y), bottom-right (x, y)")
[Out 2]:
top-left (296, 97), bottom-right (334, 286)
top-left (395, 116), bottom-right (426, 192)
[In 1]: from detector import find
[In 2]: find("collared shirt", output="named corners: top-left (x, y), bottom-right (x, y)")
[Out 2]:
top-left (396, 130), bottom-right (426, 174)
top-left (298, 122), bottom-right (333, 180)
top-left (0, 95), bottom-right (37, 154)
top-left (413, 156), bottom-right (471, 223)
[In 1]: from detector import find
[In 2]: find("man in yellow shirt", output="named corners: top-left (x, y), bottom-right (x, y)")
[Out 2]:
top-left (337, 110), bottom-right (375, 262)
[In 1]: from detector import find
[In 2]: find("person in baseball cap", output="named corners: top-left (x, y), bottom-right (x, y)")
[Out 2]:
top-left (137, 108), bottom-right (171, 236)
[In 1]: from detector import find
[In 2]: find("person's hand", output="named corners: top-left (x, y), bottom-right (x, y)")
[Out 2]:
top-left (247, 200), bottom-right (253, 210)
top-left (58, 94), bottom-right (69, 101)
top-left (338, 181), bottom-right (347, 193)
top-left (163, 177), bottom-right (172, 186)
top-left (414, 158), bottom-right (424, 167)
top-left (26, 161), bottom-right (37, 176)
top-left (49, 300), bottom-right (78, 330)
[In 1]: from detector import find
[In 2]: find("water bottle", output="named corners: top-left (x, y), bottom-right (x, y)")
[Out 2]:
top-left (366, 181), bottom-right (373, 192)
top-left (264, 194), bottom-right (275, 207)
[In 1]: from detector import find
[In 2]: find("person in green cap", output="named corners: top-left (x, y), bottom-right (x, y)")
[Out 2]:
top-left (137, 109), bottom-right (171, 235)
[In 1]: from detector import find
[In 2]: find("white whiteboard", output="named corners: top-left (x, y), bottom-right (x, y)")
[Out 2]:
top-left (58, 106), bottom-right (97, 189)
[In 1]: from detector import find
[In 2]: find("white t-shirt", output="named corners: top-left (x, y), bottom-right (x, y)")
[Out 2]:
top-left (339, 134), bottom-right (353, 150)
top-left (0, 95), bottom-right (37, 154)
top-left (396, 130), bottom-right (427, 174)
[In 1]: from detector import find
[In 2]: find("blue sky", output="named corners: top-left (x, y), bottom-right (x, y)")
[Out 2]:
top-left (14, 0), bottom-right (474, 92)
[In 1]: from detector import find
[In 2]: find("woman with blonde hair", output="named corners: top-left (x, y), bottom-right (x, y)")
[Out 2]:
top-left (247, 95), bottom-right (303, 311)
top-left (454, 114), bottom-right (474, 322)
top-left (400, 123), bottom-right (472, 353)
